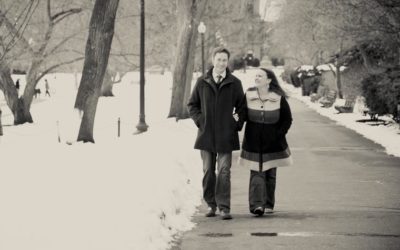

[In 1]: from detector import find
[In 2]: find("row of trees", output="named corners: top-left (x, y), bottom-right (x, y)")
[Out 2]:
top-left (168, 0), bottom-right (268, 119)
top-left (0, 0), bottom-right (86, 124)
top-left (267, 0), bottom-right (400, 116)
top-left (1, 0), bottom-right (262, 142)
top-left (268, 0), bottom-right (400, 69)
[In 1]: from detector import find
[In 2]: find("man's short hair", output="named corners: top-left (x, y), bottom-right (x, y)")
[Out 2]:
top-left (212, 47), bottom-right (230, 60)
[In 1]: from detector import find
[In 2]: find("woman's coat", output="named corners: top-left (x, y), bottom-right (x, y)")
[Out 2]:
top-left (240, 87), bottom-right (293, 171)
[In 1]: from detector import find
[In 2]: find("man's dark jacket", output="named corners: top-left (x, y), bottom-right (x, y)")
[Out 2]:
top-left (187, 68), bottom-right (246, 153)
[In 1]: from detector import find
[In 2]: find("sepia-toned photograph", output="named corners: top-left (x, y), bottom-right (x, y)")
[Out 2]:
top-left (1, 0), bottom-right (399, 249)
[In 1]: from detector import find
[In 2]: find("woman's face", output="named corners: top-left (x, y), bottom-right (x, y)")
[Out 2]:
top-left (255, 69), bottom-right (271, 88)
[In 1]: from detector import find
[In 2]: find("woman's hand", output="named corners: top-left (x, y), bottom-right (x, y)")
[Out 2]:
top-left (233, 113), bottom-right (239, 122)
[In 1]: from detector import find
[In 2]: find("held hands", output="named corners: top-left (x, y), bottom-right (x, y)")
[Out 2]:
top-left (233, 113), bottom-right (239, 122)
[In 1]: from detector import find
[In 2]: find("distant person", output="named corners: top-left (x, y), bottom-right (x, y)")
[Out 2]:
top-left (45, 79), bottom-right (50, 97)
top-left (15, 79), bottom-right (20, 90)
top-left (239, 68), bottom-right (293, 216)
top-left (187, 47), bottom-right (246, 220)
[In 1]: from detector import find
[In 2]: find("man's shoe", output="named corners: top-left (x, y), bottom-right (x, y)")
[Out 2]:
top-left (254, 207), bottom-right (264, 216)
top-left (220, 210), bottom-right (232, 220)
top-left (264, 208), bottom-right (274, 214)
top-left (205, 207), bottom-right (216, 217)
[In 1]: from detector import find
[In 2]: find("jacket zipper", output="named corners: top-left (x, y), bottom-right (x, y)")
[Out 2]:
top-left (257, 90), bottom-right (266, 173)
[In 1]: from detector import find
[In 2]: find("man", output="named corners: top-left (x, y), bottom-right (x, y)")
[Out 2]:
top-left (187, 47), bottom-right (245, 220)
top-left (45, 79), bottom-right (51, 97)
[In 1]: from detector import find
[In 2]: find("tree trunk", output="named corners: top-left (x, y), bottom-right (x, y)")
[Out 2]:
top-left (101, 70), bottom-right (114, 96)
top-left (318, 50), bottom-right (324, 65)
top-left (20, 59), bottom-right (43, 123)
top-left (77, 89), bottom-right (101, 143)
top-left (0, 64), bottom-right (18, 115)
top-left (335, 40), bottom-right (343, 99)
top-left (74, 0), bottom-right (119, 143)
top-left (0, 63), bottom-right (33, 124)
top-left (168, 0), bottom-right (208, 120)
top-left (100, 70), bottom-right (121, 97)
top-left (335, 61), bottom-right (343, 99)
top-left (0, 57), bottom-right (46, 125)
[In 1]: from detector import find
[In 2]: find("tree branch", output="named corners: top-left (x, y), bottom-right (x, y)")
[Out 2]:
top-left (0, 2), bottom-right (37, 58)
top-left (36, 56), bottom-right (85, 82)
top-left (110, 52), bottom-right (139, 57)
top-left (47, 0), bottom-right (51, 21)
top-left (44, 31), bottom-right (81, 57)
top-left (38, 3), bottom-right (82, 55)
top-left (52, 8), bottom-right (83, 25)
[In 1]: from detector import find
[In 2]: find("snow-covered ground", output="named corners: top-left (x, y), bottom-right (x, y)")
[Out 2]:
top-left (0, 72), bottom-right (203, 250)
top-left (1, 67), bottom-right (399, 250)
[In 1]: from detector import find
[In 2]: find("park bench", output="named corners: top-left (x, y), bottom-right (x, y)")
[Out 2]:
top-left (334, 96), bottom-right (356, 113)
top-left (319, 89), bottom-right (337, 108)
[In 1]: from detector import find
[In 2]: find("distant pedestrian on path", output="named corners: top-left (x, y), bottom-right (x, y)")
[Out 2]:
top-left (15, 79), bottom-right (20, 90)
top-left (188, 47), bottom-right (246, 220)
top-left (45, 79), bottom-right (51, 97)
top-left (239, 68), bottom-right (293, 216)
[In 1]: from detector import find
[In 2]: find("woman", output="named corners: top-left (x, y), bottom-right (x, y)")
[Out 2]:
top-left (239, 68), bottom-right (293, 216)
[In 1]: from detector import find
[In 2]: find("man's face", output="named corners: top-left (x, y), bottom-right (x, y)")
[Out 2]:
top-left (212, 52), bottom-right (229, 74)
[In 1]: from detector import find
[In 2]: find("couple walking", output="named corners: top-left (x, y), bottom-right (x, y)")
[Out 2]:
top-left (187, 47), bottom-right (293, 220)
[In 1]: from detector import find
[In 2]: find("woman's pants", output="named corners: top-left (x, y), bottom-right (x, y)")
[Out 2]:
top-left (249, 168), bottom-right (277, 213)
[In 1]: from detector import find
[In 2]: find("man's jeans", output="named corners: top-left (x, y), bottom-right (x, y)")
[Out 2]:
top-left (201, 150), bottom-right (232, 213)
top-left (249, 168), bottom-right (277, 213)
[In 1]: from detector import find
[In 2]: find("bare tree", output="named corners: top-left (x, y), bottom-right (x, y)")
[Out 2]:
top-left (0, 1), bottom-right (38, 123)
top-left (168, 0), bottom-right (208, 120)
top-left (0, 0), bottom-right (83, 124)
top-left (74, 0), bottom-right (119, 143)
top-left (269, 0), bottom-right (400, 69)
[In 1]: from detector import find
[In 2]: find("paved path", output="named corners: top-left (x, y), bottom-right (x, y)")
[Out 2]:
top-left (173, 98), bottom-right (400, 250)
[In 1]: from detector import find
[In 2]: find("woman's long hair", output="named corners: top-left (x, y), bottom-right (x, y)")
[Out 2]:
top-left (260, 68), bottom-right (288, 97)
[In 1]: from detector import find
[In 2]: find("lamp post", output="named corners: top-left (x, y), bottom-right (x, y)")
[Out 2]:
top-left (136, 0), bottom-right (148, 133)
top-left (198, 22), bottom-right (206, 75)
